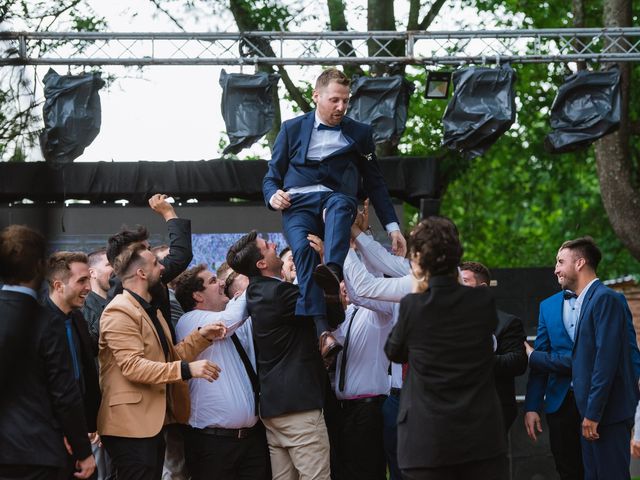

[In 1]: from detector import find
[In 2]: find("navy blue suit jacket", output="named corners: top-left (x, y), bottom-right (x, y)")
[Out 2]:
top-left (524, 291), bottom-right (575, 414)
top-left (529, 281), bottom-right (640, 425)
top-left (262, 110), bottom-right (398, 227)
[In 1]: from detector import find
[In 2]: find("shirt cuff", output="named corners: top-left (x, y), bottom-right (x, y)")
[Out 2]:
top-left (181, 361), bottom-right (192, 381)
top-left (385, 222), bottom-right (400, 233)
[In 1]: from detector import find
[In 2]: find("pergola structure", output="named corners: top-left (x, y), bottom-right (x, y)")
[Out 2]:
top-left (1, 28), bottom-right (639, 66)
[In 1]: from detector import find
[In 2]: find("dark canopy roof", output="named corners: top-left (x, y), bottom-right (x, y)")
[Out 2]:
top-left (1, 157), bottom-right (438, 206)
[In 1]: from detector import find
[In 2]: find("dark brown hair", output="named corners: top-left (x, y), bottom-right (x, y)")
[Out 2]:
top-left (460, 261), bottom-right (491, 285)
top-left (87, 247), bottom-right (108, 268)
top-left (46, 251), bottom-right (89, 289)
top-left (106, 225), bottom-right (149, 265)
top-left (560, 236), bottom-right (602, 271)
top-left (409, 216), bottom-right (463, 277)
top-left (112, 242), bottom-right (148, 279)
top-left (174, 264), bottom-right (208, 312)
top-left (226, 231), bottom-right (263, 277)
top-left (0, 225), bottom-right (47, 284)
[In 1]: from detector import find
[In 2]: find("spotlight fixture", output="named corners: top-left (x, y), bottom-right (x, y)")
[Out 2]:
top-left (425, 71), bottom-right (452, 99)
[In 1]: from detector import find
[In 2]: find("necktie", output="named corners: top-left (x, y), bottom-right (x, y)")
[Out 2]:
top-left (338, 307), bottom-right (359, 392)
top-left (318, 123), bottom-right (341, 131)
top-left (563, 290), bottom-right (578, 300)
top-left (65, 319), bottom-right (81, 381)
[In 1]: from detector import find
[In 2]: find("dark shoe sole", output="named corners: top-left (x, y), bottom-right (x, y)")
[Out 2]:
top-left (313, 264), bottom-right (341, 296)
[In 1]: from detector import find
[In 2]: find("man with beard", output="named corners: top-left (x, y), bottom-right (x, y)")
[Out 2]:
top-left (83, 248), bottom-right (113, 350)
top-left (98, 242), bottom-right (227, 480)
top-left (526, 237), bottom-right (640, 480)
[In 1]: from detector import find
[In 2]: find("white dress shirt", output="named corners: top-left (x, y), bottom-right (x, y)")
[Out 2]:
top-left (343, 248), bottom-right (412, 303)
top-left (334, 303), bottom-right (395, 400)
top-left (175, 295), bottom-right (256, 429)
top-left (354, 232), bottom-right (410, 278)
top-left (338, 249), bottom-right (401, 399)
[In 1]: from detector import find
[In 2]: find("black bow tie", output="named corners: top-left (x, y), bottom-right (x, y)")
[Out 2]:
top-left (318, 123), bottom-right (341, 131)
top-left (563, 290), bottom-right (578, 300)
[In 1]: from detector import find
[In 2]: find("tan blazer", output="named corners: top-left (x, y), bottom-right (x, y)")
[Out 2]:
top-left (97, 290), bottom-right (211, 438)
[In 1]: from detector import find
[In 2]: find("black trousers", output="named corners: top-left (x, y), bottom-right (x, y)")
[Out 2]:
top-left (0, 465), bottom-right (60, 480)
top-left (183, 425), bottom-right (269, 480)
top-left (546, 390), bottom-right (584, 480)
top-left (101, 432), bottom-right (165, 480)
top-left (401, 455), bottom-right (506, 480)
top-left (336, 396), bottom-right (386, 480)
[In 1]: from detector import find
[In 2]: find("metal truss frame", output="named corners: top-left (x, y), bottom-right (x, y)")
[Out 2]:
top-left (1, 28), bottom-right (639, 66)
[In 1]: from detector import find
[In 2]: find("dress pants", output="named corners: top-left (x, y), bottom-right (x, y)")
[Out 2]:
top-left (261, 409), bottom-right (331, 480)
top-left (0, 465), bottom-right (60, 480)
top-left (401, 455), bottom-right (505, 480)
top-left (183, 424), bottom-right (269, 480)
top-left (162, 424), bottom-right (187, 480)
top-left (282, 191), bottom-right (357, 317)
top-left (580, 419), bottom-right (632, 480)
top-left (546, 390), bottom-right (584, 480)
top-left (382, 391), bottom-right (402, 480)
top-left (101, 432), bottom-right (165, 480)
top-left (336, 396), bottom-right (386, 480)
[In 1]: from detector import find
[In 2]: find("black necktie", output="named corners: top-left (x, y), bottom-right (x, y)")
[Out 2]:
top-left (318, 123), bottom-right (341, 131)
top-left (563, 290), bottom-right (578, 300)
top-left (338, 307), bottom-right (359, 392)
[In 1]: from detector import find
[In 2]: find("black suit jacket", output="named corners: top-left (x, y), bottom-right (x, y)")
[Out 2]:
top-left (0, 290), bottom-right (92, 467)
top-left (494, 310), bottom-right (527, 431)
top-left (108, 217), bottom-right (193, 343)
top-left (385, 276), bottom-right (506, 469)
top-left (246, 276), bottom-right (326, 418)
top-left (45, 298), bottom-right (101, 433)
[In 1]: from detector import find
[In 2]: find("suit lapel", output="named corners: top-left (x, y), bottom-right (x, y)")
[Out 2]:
top-left (572, 280), bottom-right (601, 349)
top-left (125, 290), bottom-right (162, 349)
top-left (300, 111), bottom-right (316, 161)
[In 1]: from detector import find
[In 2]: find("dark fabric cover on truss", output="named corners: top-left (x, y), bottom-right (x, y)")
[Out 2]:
top-left (347, 75), bottom-right (415, 145)
top-left (39, 69), bottom-right (105, 165)
top-left (0, 158), bottom-right (438, 206)
top-left (442, 65), bottom-right (517, 159)
top-left (544, 68), bottom-right (621, 154)
top-left (219, 69), bottom-right (280, 154)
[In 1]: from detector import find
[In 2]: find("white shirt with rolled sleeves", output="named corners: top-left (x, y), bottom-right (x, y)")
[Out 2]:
top-left (343, 245), bottom-right (412, 304)
top-left (335, 249), bottom-right (400, 400)
top-left (175, 293), bottom-right (256, 429)
top-left (354, 231), bottom-right (410, 278)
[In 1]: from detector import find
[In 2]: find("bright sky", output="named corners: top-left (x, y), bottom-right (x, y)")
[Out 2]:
top-left (18, 0), bottom-right (508, 162)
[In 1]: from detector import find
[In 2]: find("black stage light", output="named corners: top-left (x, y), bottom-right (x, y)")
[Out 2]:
top-left (425, 71), bottom-right (452, 99)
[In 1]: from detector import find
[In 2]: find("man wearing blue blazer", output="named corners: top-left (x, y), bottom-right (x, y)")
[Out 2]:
top-left (526, 237), bottom-right (640, 480)
top-left (263, 68), bottom-right (406, 330)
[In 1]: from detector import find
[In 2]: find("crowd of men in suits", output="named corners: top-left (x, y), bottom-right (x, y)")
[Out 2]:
top-left (2, 65), bottom-right (640, 480)
top-left (2, 192), bottom-right (638, 480)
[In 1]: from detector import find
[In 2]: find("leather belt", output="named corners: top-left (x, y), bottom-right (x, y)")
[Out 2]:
top-left (199, 424), bottom-right (259, 439)
top-left (338, 395), bottom-right (386, 409)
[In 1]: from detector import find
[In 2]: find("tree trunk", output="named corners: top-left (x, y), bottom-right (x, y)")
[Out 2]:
top-left (593, 0), bottom-right (640, 260)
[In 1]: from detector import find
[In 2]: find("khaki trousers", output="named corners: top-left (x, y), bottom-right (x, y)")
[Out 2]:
top-left (262, 409), bottom-right (331, 480)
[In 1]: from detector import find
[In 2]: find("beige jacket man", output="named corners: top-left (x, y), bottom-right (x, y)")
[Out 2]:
top-left (98, 290), bottom-right (213, 438)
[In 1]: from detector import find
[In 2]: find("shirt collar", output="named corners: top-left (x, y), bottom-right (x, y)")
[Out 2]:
top-left (126, 288), bottom-right (153, 312)
top-left (575, 278), bottom-right (599, 310)
top-left (2, 284), bottom-right (38, 301)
